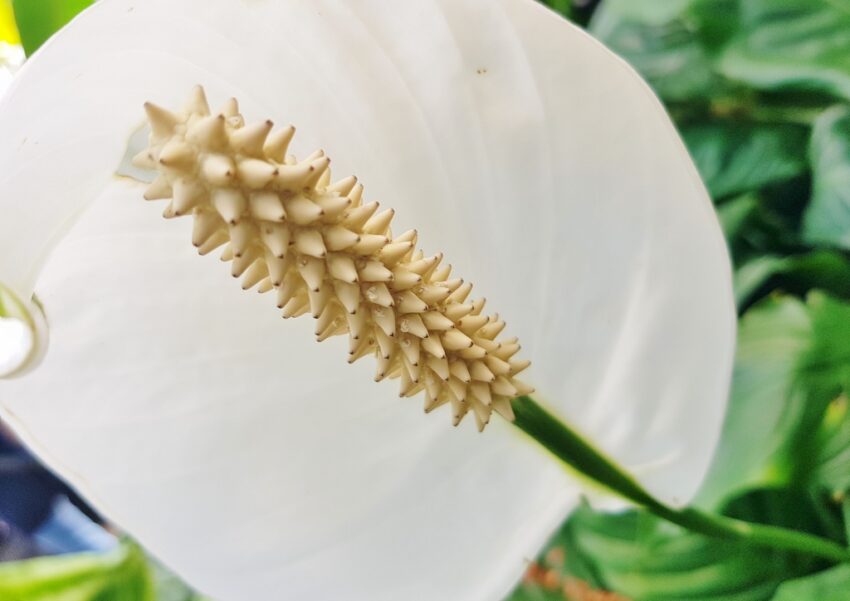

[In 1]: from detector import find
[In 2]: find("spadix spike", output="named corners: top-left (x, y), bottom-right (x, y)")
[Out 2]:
top-left (135, 87), bottom-right (531, 430)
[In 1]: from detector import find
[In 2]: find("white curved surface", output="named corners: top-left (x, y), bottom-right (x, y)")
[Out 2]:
top-left (0, 1), bottom-right (735, 600)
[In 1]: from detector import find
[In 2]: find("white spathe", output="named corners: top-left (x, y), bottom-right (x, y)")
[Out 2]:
top-left (0, 1), bottom-right (735, 600)
top-left (0, 42), bottom-right (23, 97)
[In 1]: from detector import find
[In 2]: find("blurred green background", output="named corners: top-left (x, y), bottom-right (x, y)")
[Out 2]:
top-left (3, 0), bottom-right (850, 599)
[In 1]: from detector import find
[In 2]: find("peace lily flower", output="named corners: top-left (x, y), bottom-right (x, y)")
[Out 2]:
top-left (0, 1), bottom-right (736, 600)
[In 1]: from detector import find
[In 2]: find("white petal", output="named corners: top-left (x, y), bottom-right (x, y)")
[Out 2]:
top-left (501, 1), bottom-right (736, 507)
top-left (3, 183), bottom-right (575, 600)
top-left (0, 43), bottom-right (24, 98)
top-left (0, 316), bottom-right (32, 375)
top-left (0, 1), bottom-right (735, 600)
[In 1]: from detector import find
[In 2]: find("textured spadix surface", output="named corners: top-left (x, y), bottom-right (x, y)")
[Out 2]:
top-left (136, 87), bottom-right (534, 431)
top-left (0, 1), bottom-right (735, 600)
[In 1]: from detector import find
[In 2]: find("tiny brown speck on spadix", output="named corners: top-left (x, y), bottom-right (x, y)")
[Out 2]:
top-left (135, 86), bottom-right (532, 431)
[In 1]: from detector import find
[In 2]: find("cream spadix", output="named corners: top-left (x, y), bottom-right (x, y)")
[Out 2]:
top-left (0, 1), bottom-right (736, 600)
top-left (136, 86), bottom-right (532, 431)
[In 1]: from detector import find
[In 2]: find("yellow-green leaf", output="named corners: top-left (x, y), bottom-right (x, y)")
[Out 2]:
top-left (12, 0), bottom-right (93, 56)
top-left (0, 0), bottom-right (19, 44)
top-left (0, 543), bottom-right (154, 601)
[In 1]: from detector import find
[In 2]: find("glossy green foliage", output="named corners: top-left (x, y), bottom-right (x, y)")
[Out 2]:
top-left (560, 493), bottom-right (824, 601)
top-left (720, 0), bottom-right (850, 102)
top-left (538, 0), bottom-right (571, 18)
top-left (772, 566), bottom-right (850, 601)
top-left (682, 124), bottom-right (808, 200)
top-left (0, 543), bottom-right (153, 601)
top-left (804, 107), bottom-right (850, 249)
top-left (11, 0), bottom-right (94, 56)
top-left (700, 293), bottom-right (850, 506)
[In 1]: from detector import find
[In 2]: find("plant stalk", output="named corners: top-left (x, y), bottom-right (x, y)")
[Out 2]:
top-left (511, 396), bottom-right (850, 563)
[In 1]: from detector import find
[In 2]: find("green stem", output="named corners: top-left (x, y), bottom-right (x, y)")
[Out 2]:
top-left (511, 396), bottom-right (850, 563)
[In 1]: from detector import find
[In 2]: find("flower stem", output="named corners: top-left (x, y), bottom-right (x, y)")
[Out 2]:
top-left (511, 396), bottom-right (850, 563)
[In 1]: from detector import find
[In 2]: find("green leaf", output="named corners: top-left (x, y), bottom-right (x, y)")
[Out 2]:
top-left (591, 0), bottom-right (695, 24)
top-left (770, 253), bottom-right (850, 302)
top-left (0, 0), bottom-right (19, 44)
top-left (686, 0), bottom-right (740, 53)
top-left (771, 566), bottom-right (850, 601)
top-left (12, 0), bottom-right (94, 56)
top-left (588, 0), bottom-right (728, 102)
top-left (803, 106), bottom-right (850, 249)
top-left (733, 251), bottom-right (850, 310)
top-left (554, 493), bottom-right (822, 601)
top-left (844, 500), bottom-right (850, 541)
top-left (720, 0), bottom-right (850, 102)
top-left (699, 292), bottom-right (850, 507)
top-left (717, 193), bottom-right (760, 241)
top-left (538, 0), bottom-right (571, 18)
top-left (698, 295), bottom-right (813, 507)
top-left (733, 256), bottom-right (789, 309)
top-left (682, 123), bottom-right (809, 199)
top-left (0, 543), bottom-right (154, 601)
top-left (803, 293), bottom-right (850, 398)
top-left (719, 193), bottom-right (805, 276)
top-left (813, 396), bottom-right (850, 498)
